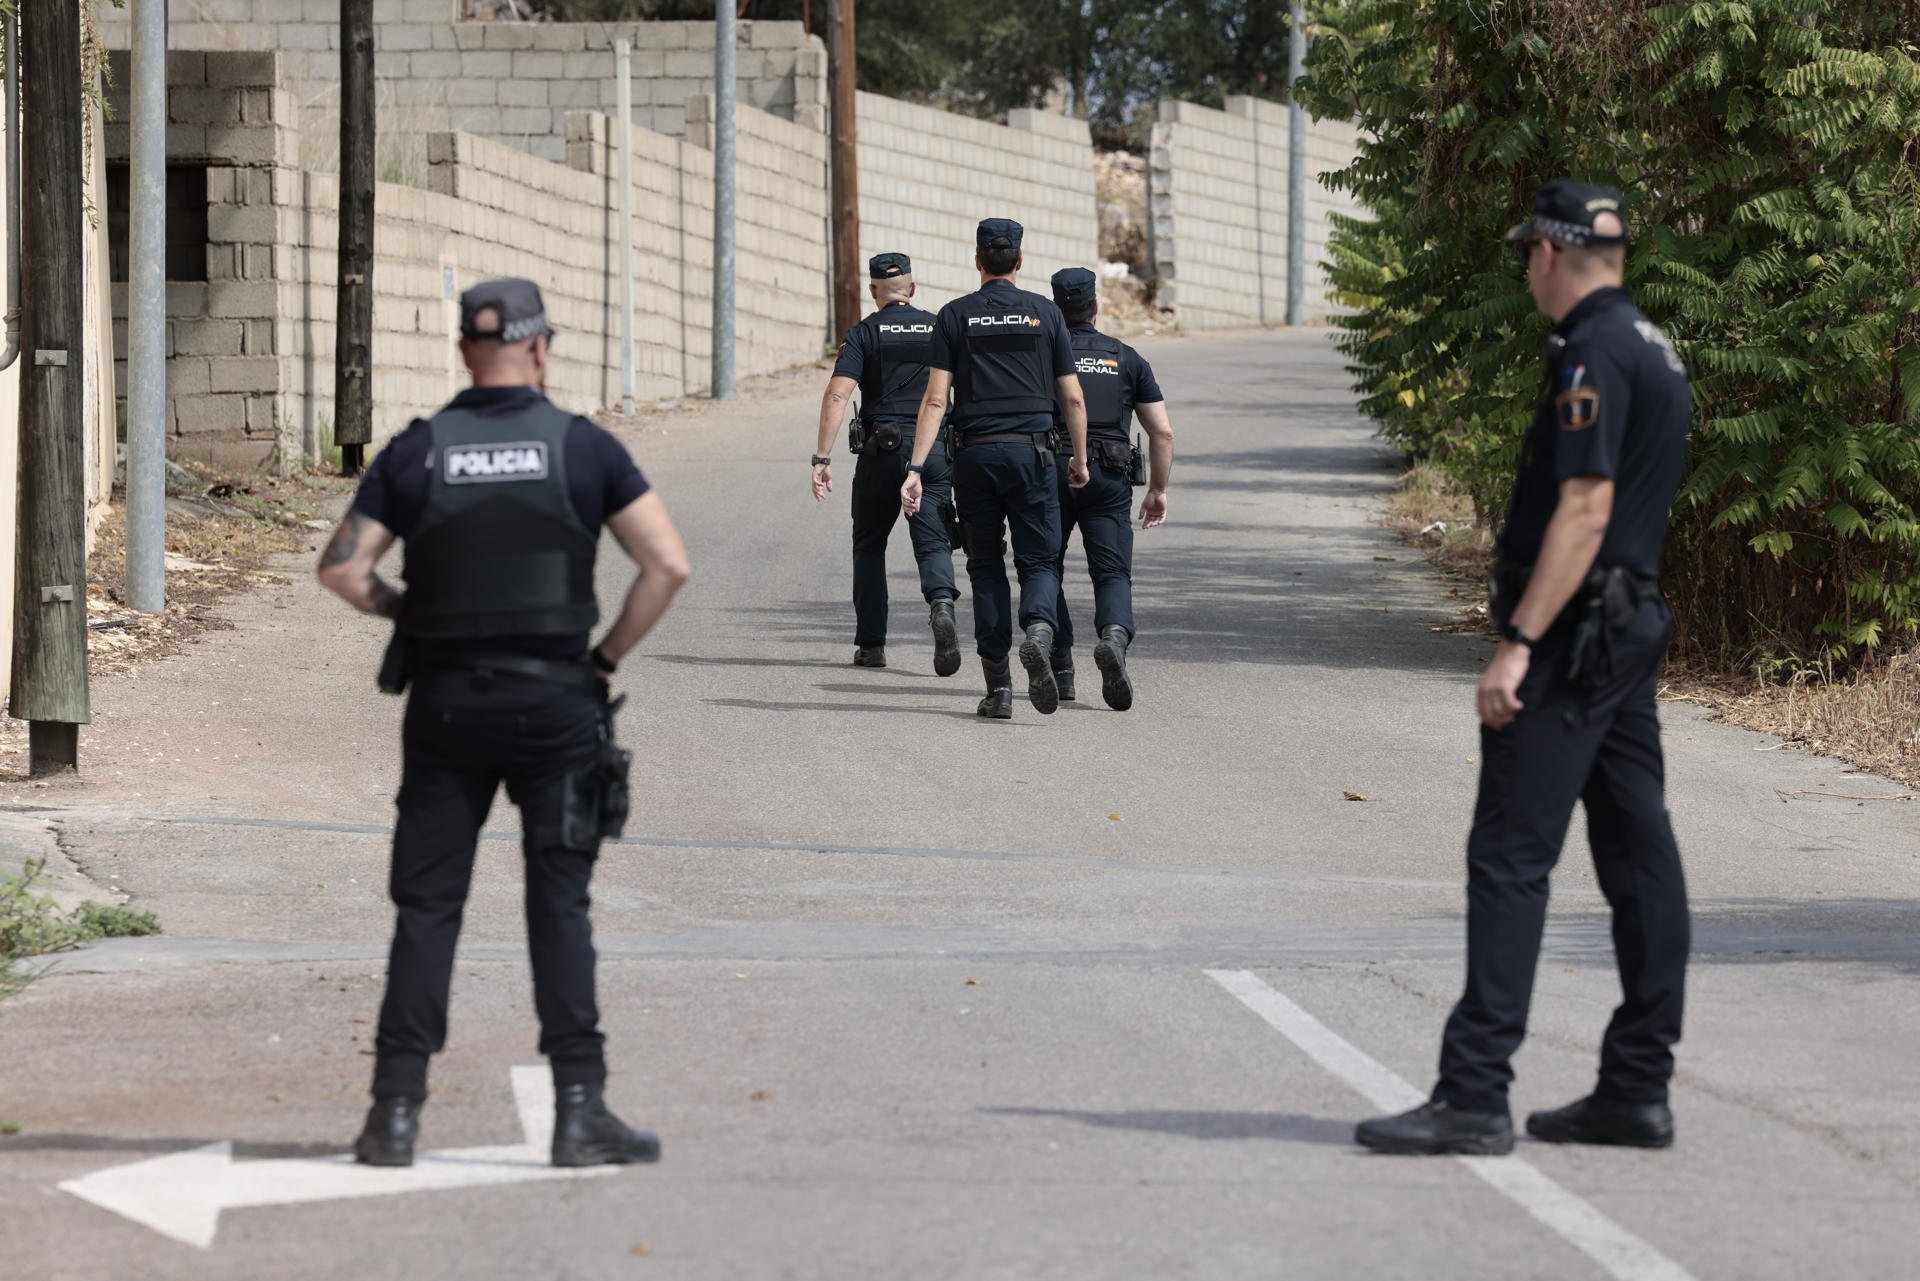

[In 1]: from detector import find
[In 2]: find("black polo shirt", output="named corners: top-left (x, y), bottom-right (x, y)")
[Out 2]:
top-left (351, 385), bottom-right (650, 659)
top-left (926, 278), bottom-right (1076, 434)
top-left (1498, 287), bottom-right (1691, 578)
top-left (831, 300), bottom-right (937, 427)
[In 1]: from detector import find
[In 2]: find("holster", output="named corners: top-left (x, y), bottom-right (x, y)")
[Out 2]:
top-left (1567, 566), bottom-right (1655, 691)
top-left (377, 631), bottom-right (413, 695)
top-left (565, 691), bottom-right (633, 845)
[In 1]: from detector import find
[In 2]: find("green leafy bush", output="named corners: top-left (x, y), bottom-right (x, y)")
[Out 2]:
top-left (1302, 0), bottom-right (1920, 667)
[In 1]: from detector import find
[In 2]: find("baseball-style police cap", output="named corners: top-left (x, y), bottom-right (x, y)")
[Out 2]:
top-left (1051, 267), bottom-right (1097, 309)
top-left (1505, 179), bottom-right (1630, 249)
top-left (869, 252), bottom-right (911, 279)
top-left (459, 277), bottom-right (553, 343)
top-left (977, 218), bottom-right (1023, 252)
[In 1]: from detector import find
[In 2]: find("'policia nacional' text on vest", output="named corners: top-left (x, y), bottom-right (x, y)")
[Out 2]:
top-left (1067, 330), bottom-right (1130, 438)
top-left (948, 290), bottom-right (1057, 429)
top-left (856, 304), bottom-right (937, 426)
top-left (399, 399), bottom-right (600, 640)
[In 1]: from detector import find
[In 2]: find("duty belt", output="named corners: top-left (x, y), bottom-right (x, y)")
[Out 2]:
top-left (960, 431), bottom-right (1050, 450)
top-left (421, 652), bottom-right (601, 691)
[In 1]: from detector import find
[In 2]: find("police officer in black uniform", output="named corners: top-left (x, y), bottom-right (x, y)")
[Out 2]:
top-left (812, 252), bottom-right (961, 676)
top-left (317, 278), bottom-right (693, 1169)
top-left (1357, 183), bottom-right (1692, 1156)
top-left (901, 218), bottom-right (1089, 719)
top-left (1045, 267), bottom-right (1175, 711)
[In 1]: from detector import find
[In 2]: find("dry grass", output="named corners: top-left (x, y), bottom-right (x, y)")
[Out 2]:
top-left (1384, 463), bottom-right (1494, 631)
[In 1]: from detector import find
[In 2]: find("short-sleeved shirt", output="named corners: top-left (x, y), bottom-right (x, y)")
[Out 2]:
top-left (351, 385), bottom-right (650, 659)
top-left (1498, 286), bottom-right (1690, 578)
top-left (831, 300), bottom-right (935, 425)
top-left (926, 278), bottom-right (1076, 434)
top-left (1069, 322), bottom-right (1163, 432)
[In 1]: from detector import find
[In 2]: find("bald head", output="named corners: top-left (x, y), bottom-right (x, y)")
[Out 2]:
top-left (460, 306), bottom-right (549, 389)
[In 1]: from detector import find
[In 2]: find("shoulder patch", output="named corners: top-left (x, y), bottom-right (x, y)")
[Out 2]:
top-left (1633, 319), bottom-right (1687, 375)
top-left (443, 440), bottom-right (550, 484)
top-left (1555, 364), bottom-right (1600, 432)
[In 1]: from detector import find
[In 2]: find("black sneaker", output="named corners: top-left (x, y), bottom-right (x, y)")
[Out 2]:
top-left (1355, 1100), bottom-right (1515, 1156)
top-left (1018, 623), bottom-right (1060, 715)
top-left (352, 1097), bottom-right (421, 1168)
top-left (1527, 1094), bottom-right (1674, 1149)
top-left (1092, 626), bottom-right (1133, 711)
top-left (551, 1084), bottom-right (662, 1167)
top-left (929, 601), bottom-right (962, 678)
top-left (853, 646), bottom-right (886, 669)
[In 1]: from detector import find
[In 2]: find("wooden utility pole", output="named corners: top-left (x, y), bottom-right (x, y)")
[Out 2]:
top-left (825, 0), bottom-right (860, 341)
top-left (335, 0), bottom-right (375, 474)
top-left (12, 0), bottom-right (90, 774)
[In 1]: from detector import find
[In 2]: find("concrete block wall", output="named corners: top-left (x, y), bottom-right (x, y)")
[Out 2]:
top-left (1148, 95), bottom-right (1365, 328)
top-left (853, 92), bottom-right (1098, 320)
top-left (97, 10), bottom-right (826, 173)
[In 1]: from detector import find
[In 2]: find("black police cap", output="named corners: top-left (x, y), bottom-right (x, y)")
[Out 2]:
top-left (1505, 179), bottom-right (1630, 249)
top-left (976, 218), bottom-right (1024, 253)
top-left (1051, 267), bottom-right (1097, 309)
top-left (460, 277), bottom-right (553, 343)
top-left (869, 252), bottom-right (911, 279)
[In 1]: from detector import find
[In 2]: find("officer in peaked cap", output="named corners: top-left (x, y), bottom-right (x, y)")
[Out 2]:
top-left (812, 252), bottom-right (961, 676)
top-left (900, 218), bottom-right (1090, 719)
top-left (1356, 181), bottom-right (1694, 1156)
top-left (1044, 266), bottom-right (1174, 711)
top-left (317, 276), bottom-right (693, 1170)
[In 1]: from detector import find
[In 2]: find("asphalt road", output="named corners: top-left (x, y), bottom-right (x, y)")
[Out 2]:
top-left (2, 331), bottom-right (1917, 1280)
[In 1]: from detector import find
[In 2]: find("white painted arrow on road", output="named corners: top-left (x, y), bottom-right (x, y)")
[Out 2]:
top-left (57, 1066), bottom-right (621, 1248)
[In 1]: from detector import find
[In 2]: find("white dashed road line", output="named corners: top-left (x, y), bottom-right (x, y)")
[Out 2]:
top-left (1205, 969), bottom-right (1699, 1281)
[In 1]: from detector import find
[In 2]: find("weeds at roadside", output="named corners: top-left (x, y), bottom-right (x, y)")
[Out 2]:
top-left (0, 860), bottom-right (160, 1000)
top-left (1384, 463), bottom-right (1494, 632)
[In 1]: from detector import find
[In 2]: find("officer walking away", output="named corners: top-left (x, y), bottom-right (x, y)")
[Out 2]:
top-left (316, 278), bottom-right (693, 1169)
top-left (901, 218), bottom-right (1089, 719)
top-left (811, 252), bottom-right (961, 676)
top-left (1044, 267), bottom-right (1174, 711)
top-left (1356, 182), bottom-right (1691, 1155)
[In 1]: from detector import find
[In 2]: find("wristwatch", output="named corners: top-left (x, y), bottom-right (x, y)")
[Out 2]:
top-left (1497, 621), bottom-right (1536, 648)
top-left (810, 454), bottom-right (832, 467)
top-left (589, 645), bottom-right (617, 674)
top-left (906, 463), bottom-right (925, 475)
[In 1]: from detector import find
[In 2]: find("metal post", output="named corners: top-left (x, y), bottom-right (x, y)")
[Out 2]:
top-left (0, 13), bottom-right (22, 374)
top-left (126, 0), bottom-right (167, 613)
top-left (13, 0), bottom-right (89, 772)
top-left (615, 39), bottom-right (635, 415)
top-left (711, 3), bottom-right (737, 399)
top-left (1285, 2), bottom-right (1307, 327)
top-left (335, 0), bottom-right (375, 473)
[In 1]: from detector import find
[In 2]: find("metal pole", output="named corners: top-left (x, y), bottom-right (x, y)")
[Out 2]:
top-left (0, 14), bottom-right (22, 373)
top-left (14, 0), bottom-right (89, 773)
top-left (615, 39), bottom-right (635, 415)
top-left (1285, 2), bottom-right (1307, 327)
top-left (335, 0), bottom-right (375, 473)
top-left (126, 0), bottom-right (167, 613)
top-left (711, 3), bottom-right (737, 399)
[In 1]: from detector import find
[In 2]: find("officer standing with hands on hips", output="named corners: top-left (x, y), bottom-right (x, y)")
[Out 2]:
top-left (811, 252), bottom-right (961, 676)
top-left (902, 218), bottom-right (1089, 719)
top-left (317, 278), bottom-right (692, 1170)
top-left (1044, 267), bottom-right (1175, 711)
top-left (1357, 182), bottom-right (1692, 1155)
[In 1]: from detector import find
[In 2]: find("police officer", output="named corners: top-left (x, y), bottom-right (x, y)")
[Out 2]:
top-left (812, 252), bottom-right (961, 675)
top-left (900, 218), bottom-right (1089, 719)
top-left (1045, 267), bottom-right (1174, 710)
top-left (1357, 182), bottom-right (1691, 1155)
top-left (316, 278), bottom-right (693, 1169)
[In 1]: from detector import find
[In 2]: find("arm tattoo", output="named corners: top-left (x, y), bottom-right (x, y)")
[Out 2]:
top-left (368, 576), bottom-right (404, 620)
top-left (825, 389), bottom-right (848, 405)
top-left (319, 515), bottom-right (365, 569)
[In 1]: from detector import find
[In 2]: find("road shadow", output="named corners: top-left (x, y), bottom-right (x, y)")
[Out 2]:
top-left (706, 697), bottom-right (988, 723)
top-left (647, 653), bottom-right (846, 671)
top-left (0, 1133), bottom-right (349, 1159)
top-left (982, 1107), bottom-right (1353, 1146)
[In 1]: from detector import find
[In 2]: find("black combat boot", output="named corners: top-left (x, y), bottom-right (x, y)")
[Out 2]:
top-left (977, 657), bottom-right (1013, 719)
top-left (929, 600), bottom-right (962, 677)
top-left (1354, 1100), bottom-right (1515, 1156)
top-left (1051, 649), bottom-right (1076, 702)
top-left (1527, 1094), bottom-right (1674, 1148)
top-left (1017, 622), bottom-right (1060, 715)
top-left (853, 646), bottom-right (886, 668)
top-left (352, 1097), bottom-right (422, 1168)
top-left (1092, 625), bottom-right (1133, 711)
top-left (550, 1083), bottom-right (662, 1167)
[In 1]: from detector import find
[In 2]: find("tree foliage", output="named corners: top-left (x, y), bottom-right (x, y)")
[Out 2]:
top-left (1300, 0), bottom-right (1920, 666)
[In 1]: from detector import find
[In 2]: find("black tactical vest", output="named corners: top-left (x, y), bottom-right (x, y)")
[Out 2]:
top-left (948, 287), bottom-right (1057, 429)
top-left (1068, 329), bottom-right (1130, 438)
top-left (399, 399), bottom-right (600, 641)
top-left (856, 303), bottom-right (937, 425)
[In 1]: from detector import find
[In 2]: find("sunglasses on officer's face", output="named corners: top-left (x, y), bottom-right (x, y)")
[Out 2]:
top-left (1513, 237), bottom-right (1546, 268)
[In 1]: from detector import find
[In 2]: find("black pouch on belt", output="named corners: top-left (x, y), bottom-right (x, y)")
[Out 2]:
top-left (872, 425), bottom-right (902, 453)
top-left (1094, 437), bottom-right (1131, 473)
top-left (376, 631), bottom-right (413, 696)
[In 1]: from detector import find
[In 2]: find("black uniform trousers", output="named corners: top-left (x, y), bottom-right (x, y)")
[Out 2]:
top-left (1051, 445), bottom-right (1135, 656)
top-left (371, 668), bottom-right (608, 1101)
top-left (850, 434), bottom-right (956, 648)
top-left (953, 435), bottom-right (1062, 660)
top-left (1435, 598), bottom-right (1690, 1115)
